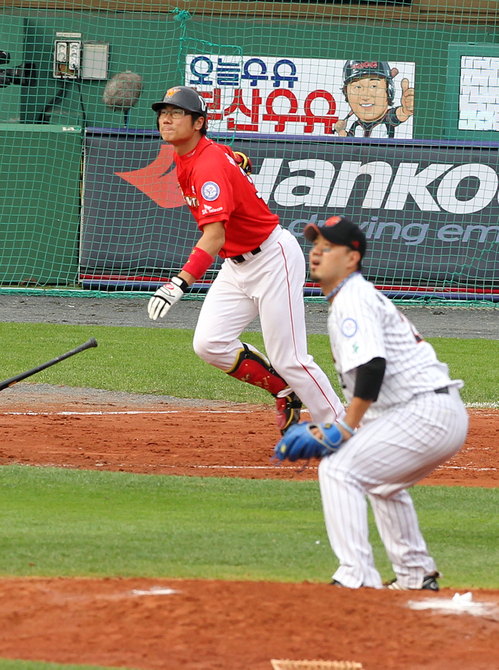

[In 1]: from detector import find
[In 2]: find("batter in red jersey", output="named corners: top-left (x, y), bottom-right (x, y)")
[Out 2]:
top-left (148, 85), bottom-right (344, 433)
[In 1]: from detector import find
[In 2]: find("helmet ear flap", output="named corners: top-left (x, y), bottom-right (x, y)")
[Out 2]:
top-left (342, 85), bottom-right (348, 103)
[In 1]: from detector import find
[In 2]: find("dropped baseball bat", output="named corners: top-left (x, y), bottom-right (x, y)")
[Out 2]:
top-left (0, 337), bottom-right (98, 392)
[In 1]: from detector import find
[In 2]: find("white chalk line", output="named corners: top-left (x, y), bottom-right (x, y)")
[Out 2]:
top-left (142, 463), bottom-right (302, 470)
top-left (130, 463), bottom-right (497, 473)
top-left (0, 403), bottom-right (496, 416)
top-left (29, 462), bottom-right (297, 471)
top-left (137, 463), bottom-right (496, 472)
top-left (0, 409), bottom-right (254, 416)
top-left (24, 462), bottom-right (496, 474)
top-left (466, 402), bottom-right (499, 409)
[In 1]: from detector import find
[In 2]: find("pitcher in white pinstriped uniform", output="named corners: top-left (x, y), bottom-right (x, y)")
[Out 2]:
top-left (305, 215), bottom-right (469, 590)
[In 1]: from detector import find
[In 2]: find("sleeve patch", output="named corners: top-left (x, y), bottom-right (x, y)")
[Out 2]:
top-left (341, 318), bottom-right (358, 338)
top-left (201, 181), bottom-right (220, 201)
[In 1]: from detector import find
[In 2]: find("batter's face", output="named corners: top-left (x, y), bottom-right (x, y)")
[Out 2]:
top-left (346, 76), bottom-right (389, 122)
top-left (158, 105), bottom-right (205, 154)
top-left (309, 235), bottom-right (360, 296)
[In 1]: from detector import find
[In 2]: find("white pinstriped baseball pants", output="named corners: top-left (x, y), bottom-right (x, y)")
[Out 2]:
top-left (318, 386), bottom-right (469, 589)
top-left (192, 225), bottom-right (344, 424)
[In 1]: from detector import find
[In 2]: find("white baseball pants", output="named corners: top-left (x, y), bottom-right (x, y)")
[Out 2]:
top-left (318, 386), bottom-right (469, 588)
top-left (192, 225), bottom-right (344, 424)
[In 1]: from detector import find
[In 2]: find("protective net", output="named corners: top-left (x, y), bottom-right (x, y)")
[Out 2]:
top-left (0, 0), bottom-right (498, 305)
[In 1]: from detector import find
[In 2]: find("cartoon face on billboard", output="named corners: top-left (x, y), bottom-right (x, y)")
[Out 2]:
top-left (335, 60), bottom-right (414, 138)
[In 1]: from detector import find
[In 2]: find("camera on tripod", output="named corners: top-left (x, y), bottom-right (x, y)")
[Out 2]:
top-left (0, 50), bottom-right (36, 88)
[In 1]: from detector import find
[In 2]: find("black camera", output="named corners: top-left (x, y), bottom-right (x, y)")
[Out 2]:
top-left (0, 50), bottom-right (36, 88)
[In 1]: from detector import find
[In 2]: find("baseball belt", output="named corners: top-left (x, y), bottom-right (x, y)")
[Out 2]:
top-left (230, 246), bottom-right (262, 264)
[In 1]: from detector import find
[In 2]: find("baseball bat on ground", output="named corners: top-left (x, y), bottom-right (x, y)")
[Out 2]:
top-left (0, 337), bottom-right (98, 392)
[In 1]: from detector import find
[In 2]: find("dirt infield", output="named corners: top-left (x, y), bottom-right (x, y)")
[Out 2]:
top-left (0, 390), bottom-right (498, 670)
top-left (0, 576), bottom-right (498, 670)
top-left (0, 396), bottom-right (497, 488)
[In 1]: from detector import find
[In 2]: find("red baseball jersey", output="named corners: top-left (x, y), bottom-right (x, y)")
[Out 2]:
top-left (174, 136), bottom-right (279, 258)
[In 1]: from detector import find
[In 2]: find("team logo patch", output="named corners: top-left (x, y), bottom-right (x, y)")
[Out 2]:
top-left (201, 181), bottom-right (220, 201)
top-left (341, 318), bottom-right (358, 337)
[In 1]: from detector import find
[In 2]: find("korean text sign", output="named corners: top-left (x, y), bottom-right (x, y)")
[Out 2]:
top-left (185, 55), bottom-right (415, 139)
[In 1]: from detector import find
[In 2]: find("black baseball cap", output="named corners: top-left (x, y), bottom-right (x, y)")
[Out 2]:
top-left (151, 86), bottom-right (207, 116)
top-left (303, 215), bottom-right (366, 258)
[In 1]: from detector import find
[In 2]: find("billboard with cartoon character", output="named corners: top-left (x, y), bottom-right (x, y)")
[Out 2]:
top-left (185, 55), bottom-right (415, 139)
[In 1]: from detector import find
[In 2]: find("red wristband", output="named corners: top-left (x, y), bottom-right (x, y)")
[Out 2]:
top-left (182, 246), bottom-right (215, 281)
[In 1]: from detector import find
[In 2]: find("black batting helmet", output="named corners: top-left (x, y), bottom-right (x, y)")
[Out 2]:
top-left (342, 60), bottom-right (395, 105)
top-left (151, 86), bottom-right (207, 116)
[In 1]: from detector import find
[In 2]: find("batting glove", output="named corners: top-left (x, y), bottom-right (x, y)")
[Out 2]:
top-left (148, 276), bottom-right (188, 320)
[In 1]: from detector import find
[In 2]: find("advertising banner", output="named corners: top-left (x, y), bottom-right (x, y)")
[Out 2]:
top-left (82, 131), bottom-right (499, 289)
top-left (185, 55), bottom-right (415, 140)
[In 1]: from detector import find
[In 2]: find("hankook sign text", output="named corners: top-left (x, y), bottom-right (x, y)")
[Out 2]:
top-left (82, 133), bottom-right (499, 286)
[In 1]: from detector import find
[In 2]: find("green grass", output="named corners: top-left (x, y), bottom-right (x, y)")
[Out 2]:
top-left (0, 466), bottom-right (497, 589)
top-left (0, 662), bottom-right (132, 670)
top-left (0, 322), bottom-right (498, 405)
top-left (430, 338), bottom-right (499, 405)
top-left (0, 321), bottom-right (497, 595)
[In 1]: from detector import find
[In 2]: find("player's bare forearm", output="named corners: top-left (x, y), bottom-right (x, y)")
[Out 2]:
top-left (340, 397), bottom-right (373, 439)
top-left (178, 220), bottom-right (226, 286)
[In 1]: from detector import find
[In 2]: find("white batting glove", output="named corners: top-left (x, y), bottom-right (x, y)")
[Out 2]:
top-left (148, 276), bottom-right (188, 320)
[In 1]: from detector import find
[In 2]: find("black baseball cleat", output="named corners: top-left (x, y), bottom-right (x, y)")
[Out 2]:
top-left (385, 571), bottom-right (441, 591)
top-left (330, 579), bottom-right (346, 588)
top-left (276, 390), bottom-right (302, 435)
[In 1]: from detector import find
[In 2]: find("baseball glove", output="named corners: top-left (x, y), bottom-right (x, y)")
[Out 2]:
top-left (273, 422), bottom-right (344, 462)
top-left (233, 150), bottom-right (252, 175)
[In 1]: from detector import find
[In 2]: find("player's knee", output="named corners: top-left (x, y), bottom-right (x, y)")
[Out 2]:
top-left (192, 333), bottom-right (221, 365)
